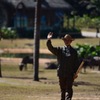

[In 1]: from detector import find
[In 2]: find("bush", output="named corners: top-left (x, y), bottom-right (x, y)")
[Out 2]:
top-left (75, 44), bottom-right (100, 58)
top-left (0, 27), bottom-right (18, 39)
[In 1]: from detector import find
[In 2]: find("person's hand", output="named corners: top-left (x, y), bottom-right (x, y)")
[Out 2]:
top-left (47, 32), bottom-right (53, 40)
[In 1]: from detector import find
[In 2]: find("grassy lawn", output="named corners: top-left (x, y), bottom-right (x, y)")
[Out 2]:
top-left (0, 63), bottom-right (100, 100)
top-left (0, 38), bottom-right (100, 100)
top-left (0, 37), bottom-right (100, 49)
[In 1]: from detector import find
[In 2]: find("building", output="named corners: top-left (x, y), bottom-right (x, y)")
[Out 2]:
top-left (0, 0), bottom-right (72, 38)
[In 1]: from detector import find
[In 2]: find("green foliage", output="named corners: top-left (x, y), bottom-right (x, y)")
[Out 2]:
top-left (91, 17), bottom-right (100, 28)
top-left (75, 44), bottom-right (100, 58)
top-left (0, 27), bottom-right (18, 39)
top-left (64, 14), bottom-right (100, 29)
top-left (91, 0), bottom-right (100, 13)
top-left (76, 15), bottom-right (92, 28)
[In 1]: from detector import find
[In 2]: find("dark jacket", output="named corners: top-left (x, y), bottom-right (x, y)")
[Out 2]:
top-left (47, 40), bottom-right (79, 77)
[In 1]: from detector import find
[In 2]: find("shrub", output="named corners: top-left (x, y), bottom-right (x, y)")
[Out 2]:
top-left (0, 27), bottom-right (18, 39)
top-left (75, 44), bottom-right (100, 58)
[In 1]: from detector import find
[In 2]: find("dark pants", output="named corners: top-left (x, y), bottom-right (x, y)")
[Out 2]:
top-left (59, 76), bottom-right (73, 100)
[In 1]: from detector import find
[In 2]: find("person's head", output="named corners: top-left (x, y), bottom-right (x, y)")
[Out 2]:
top-left (62, 34), bottom-right (74, 46)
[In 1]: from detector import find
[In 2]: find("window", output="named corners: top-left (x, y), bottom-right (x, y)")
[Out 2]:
top-left (14, 13), bottom-right (28, 28)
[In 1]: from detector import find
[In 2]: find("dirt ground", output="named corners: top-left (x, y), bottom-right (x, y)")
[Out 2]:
top-left (0, 48), bottom-right (100, 100)
top-left (2, 48), bottom-right (51, 54)
top-left (1, 57), bottom-right (54, 65)
top-left (1, 48), bottom-right (56, 65)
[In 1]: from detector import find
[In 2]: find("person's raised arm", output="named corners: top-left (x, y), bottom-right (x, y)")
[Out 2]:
top-left (46, 32), bottom-right (58, 55)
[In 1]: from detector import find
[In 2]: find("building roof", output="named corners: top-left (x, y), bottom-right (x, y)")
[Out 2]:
top-left (42, 0), bottom-right (72, 10)
top-left (7, 0), bottom-right (36, 8)
top-left (6, 0), bottom-right (72, 11)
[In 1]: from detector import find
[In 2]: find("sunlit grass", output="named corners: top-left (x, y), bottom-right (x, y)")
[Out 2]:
top-left (0, 38), bottom-right (99, 49)
top-left (0, 63), bottom-right (100, 100)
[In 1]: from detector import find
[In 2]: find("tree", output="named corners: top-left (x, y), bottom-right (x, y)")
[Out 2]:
top-left (90, 0), bottom-right (100, 16)
top-left (91, 17), bottom-right (100, 37)
top-left (0, 58), bottom-right (2, 77)
top-left (33, 0), bottom-right (41, 81)
top-left (64, 0), bottom-right (99, 16)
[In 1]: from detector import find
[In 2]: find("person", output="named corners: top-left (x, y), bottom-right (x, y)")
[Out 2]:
top-left (46, 32), bottom-right (79, 100)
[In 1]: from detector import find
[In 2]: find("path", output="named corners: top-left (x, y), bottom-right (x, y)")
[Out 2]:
top-left (0, 48), bottom-right (51, 54)
top-left (0, 57), bottom-right (56, 64)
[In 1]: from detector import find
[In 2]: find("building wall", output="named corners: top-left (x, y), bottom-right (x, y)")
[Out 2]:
top-left (0, 0), bottom-right (65, 38)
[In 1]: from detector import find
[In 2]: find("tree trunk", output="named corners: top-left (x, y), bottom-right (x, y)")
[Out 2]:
top-left (33, 0), bottom-right (41, 81)
top-left (73, 16), bottom-right (75, 29)
top-left (67, 16), bottom-right (70, 29)
top-left (0, 59), bottom-right (2, 77)
top-left (98, 66), bottom-right (100, 71)
top-left (96, 27), bottom-right (99, 38)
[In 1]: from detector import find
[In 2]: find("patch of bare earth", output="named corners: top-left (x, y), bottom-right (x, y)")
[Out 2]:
top-left (2, 48), bottom-right (51, 54)
top-left (1, 57), bottom-right (56, 65)
top-left (1, 48), bottom-right (55, 64)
